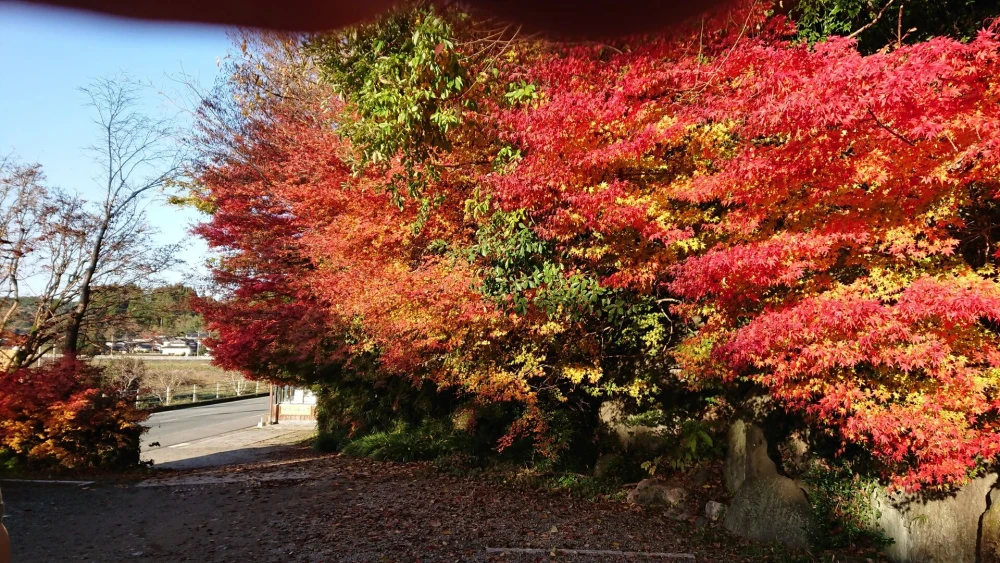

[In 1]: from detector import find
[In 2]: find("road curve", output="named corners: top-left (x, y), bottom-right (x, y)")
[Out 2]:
top-left (142, 395), bottom-right (270, 449)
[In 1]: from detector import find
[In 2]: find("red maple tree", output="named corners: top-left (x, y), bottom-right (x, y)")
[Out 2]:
top-left (196, 5), bottom-right (1000, 489)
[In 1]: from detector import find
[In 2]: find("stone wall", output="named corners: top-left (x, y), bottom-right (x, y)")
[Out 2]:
top-left (723, 418), bottom-right (1000, 562)
top-left (873, 475), bottom-right (997, 563)
top-left (598, 400), bottom-right (668, 448)
top-left (723, 419), bottom-right (811, 549)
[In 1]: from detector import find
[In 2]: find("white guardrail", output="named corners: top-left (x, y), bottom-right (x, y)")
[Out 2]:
top-left (136, 379), bottom-right (265, 409)
top-left (90, 355), bottom-right (214, 361)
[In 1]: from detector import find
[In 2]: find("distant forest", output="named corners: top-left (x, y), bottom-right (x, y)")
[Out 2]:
top-left (4, 284), bottom-right (204, 354)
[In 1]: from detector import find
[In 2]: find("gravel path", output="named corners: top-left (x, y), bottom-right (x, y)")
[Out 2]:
top-left (2, 446), bottom-right (805, 562)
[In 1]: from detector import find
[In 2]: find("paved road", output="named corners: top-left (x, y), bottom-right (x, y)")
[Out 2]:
top-left (142, 395), bottom-right (270, 449)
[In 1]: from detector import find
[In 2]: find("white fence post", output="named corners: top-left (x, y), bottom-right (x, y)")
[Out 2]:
top-left (216, 382), bottom-right (220, 399)
top-left (193, 384), bottom-right (197, 403)
top-left (255, 381), bottom-right (260, 394)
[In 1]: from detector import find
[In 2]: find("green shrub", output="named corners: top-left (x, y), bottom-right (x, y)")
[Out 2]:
top-left (591, 450), bottom-right (649, 483)
top-left (545, 472), bottom-right (625, 500)
top-left (314, 372), bottom-right (456, 452)
top-left (803, 460), bottom-right (893, 551)
top-left (0, 449), bottom-right (20, 472)
top-left (640, 418), bottom-right (718, 476)
top-left (341, 419), bottom-right (466, 462)
top-left (608, 407), bottom-right (723, 478)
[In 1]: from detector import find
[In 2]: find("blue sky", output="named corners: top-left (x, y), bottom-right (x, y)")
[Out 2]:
top-left (0, 3), bottom-right (233, 287)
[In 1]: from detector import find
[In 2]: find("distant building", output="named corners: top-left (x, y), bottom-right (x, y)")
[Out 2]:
top-left (269, 385), bottom-right (317, 423)
top-left (93, 334), bottom-right (209, 357)
top-left (160, 341), bottom-right (193, 356)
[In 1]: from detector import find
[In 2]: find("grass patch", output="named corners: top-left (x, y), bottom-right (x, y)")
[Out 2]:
top-left (536, 472), bottom-right (628, 501)
top-left (341, 420), bottom-right (465, 462)
top-left (93, 357), bottom-right (258, 408)
top-left (92, 358), bottom-right (242, 386)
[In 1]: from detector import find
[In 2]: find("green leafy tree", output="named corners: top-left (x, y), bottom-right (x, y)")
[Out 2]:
top-left (794, 0), bottom-right (999, 51)
top-left (308, 6), bottom-right (469, 171)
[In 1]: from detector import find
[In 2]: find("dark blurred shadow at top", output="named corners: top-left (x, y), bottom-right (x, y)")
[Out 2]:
top-left (2, 0), bottom-right (735, 38)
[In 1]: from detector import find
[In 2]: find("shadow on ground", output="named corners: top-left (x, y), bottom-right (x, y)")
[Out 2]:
top-left (2, 445), bottom-right (782, 563)
top-left (143, 423), bottom-right (317, 470)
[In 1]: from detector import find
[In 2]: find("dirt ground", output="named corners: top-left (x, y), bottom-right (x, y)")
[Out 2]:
top-left (3, 445), bottom-right (817, 563)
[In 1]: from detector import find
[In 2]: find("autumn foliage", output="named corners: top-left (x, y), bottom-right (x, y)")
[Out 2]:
top-left (195, 4), bottom-right (1000, 489)
top-left (0, 360), bottom-right (146, 470)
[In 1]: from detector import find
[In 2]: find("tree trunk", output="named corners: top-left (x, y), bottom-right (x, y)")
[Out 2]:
top-left (62, 219), bottom-right (109, 356)
top-left (9, 328), bottom-right (50, 370)
top-left (9, 333), bottom-right (35, 369)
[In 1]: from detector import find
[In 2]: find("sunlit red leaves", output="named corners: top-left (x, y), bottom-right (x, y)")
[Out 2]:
top-left (713, 276), bottom-right (1000, 489)
top-left (493, 7), bottom-right (1000, 488)
top-left (668, 231), bottom-right (867, 305)
top-left (198, 5), bottom-right (1000, 489)
top-left (196, 106), bottom-right (490, 383)
top-left (0, 360), bottom-right (147, 469)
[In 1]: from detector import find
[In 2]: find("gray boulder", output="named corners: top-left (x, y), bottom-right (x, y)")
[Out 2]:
top-left (723, 419), bottom-right (811, 549)
top-left (872, 474), bottom-right (996, 563)
top-left (599, 401), bottom-right (667, 449)
top-left (690, 467), bottom-right (712, 487)
top-left (724, 419), bottom-right (747, 494)
top-left (982, 488), bottom-right (1000, 563)
top-left (705, 500), bottom-right (726, 522)
top-left (592, 454), bottom-right (620, 480)
top-left (724, 414), bottom-right (1000, 562)
top-left (724, 475), bottom-right (811, 549)
top-left (627, 479), bottom-right (686, 507)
